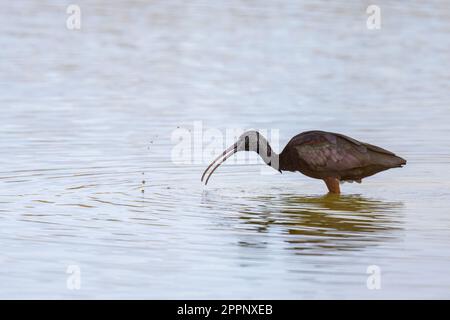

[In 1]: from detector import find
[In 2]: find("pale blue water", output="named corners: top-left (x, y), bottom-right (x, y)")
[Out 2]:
top-left (1, 0), bottom-right (450, 298)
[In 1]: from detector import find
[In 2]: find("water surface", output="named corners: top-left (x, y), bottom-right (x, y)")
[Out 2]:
top-left (1, 0), bottom-right (450, 298)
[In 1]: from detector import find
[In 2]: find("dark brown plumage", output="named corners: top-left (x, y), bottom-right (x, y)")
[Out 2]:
top-left (201, 130), bottom-right (406, 194)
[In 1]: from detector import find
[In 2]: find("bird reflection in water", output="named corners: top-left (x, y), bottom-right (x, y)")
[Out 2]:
top-left (235, 194), bottom-right (403, 254)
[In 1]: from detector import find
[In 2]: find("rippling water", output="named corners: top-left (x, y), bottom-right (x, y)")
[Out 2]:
top-left (1, 0), bottom-right (450, 298)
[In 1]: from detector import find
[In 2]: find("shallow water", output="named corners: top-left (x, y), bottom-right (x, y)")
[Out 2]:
top-left (1, 0), bottom-right (450, 298)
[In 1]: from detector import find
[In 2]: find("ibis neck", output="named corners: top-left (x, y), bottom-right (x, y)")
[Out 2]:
top-left (255, 135), bottom-right (280, 170)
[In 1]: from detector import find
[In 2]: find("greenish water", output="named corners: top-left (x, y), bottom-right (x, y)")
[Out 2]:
top-left (1, 0), bottom-right (450, 298)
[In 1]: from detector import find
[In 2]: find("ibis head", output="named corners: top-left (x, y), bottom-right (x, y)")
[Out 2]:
top-left (201, 131), bottom-right (277, 185)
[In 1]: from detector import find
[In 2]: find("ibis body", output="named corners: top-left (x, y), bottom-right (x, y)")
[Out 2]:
top-left (201, 130), bottom-right (406, 194)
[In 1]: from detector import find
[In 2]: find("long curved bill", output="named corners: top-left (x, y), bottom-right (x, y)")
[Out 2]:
top-left (201, 143), bottom-right (237, 185)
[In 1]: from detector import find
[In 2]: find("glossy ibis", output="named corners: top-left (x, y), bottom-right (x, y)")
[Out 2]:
top-left (201, 130), bottom-right (406, 194)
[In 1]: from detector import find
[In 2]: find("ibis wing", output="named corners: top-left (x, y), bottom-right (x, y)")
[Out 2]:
top-left (293, 133), bottom-right (370, 172)
top-left (333, 132), bottom-right (395, 156)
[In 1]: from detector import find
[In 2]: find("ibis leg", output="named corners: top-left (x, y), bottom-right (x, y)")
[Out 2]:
top-left (323, 177), bottom-right (340, 194)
